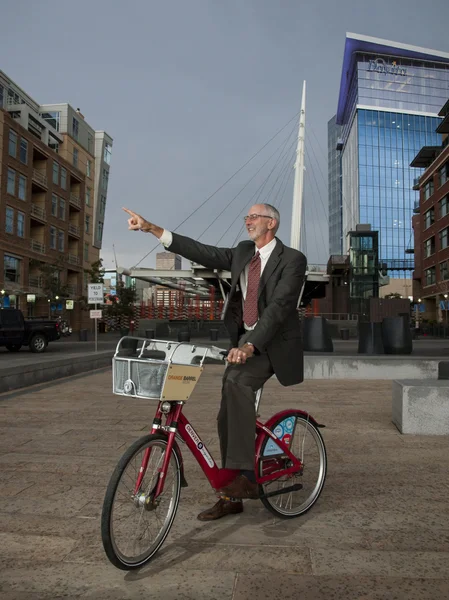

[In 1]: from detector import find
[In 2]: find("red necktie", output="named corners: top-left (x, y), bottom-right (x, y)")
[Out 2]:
top-left (243, 252), bottom-right (261, 327)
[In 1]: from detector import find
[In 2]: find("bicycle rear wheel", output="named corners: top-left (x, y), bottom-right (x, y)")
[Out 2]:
top-left (258, 412), bottom-right (326, 518)
top-left (101, 433), bottom-right (181, 570)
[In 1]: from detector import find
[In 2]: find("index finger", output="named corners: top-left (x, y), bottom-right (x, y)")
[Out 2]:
top-left (122, 207), bottom-right (138, 217)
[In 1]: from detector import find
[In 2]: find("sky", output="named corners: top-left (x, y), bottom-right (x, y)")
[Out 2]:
top-left (2, 0), bottom-right (449, 270)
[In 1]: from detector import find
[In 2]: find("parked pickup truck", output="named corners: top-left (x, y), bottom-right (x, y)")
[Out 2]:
top-left (0, 308), bottom-right (60, 353)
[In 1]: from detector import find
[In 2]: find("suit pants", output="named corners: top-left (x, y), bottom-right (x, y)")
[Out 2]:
top-left (217, 332), bottom-right (274, 471)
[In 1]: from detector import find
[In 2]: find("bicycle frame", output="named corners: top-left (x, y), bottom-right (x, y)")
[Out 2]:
top-left (134, 400), bottom-right (319, 500)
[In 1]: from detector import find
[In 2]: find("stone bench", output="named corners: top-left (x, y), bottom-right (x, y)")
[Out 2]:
top-left (392, 379), bottom-right (449, 435)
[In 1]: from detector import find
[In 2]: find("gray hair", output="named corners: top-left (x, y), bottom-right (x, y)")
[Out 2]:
top-left (262, 203), bottom-right (280, 233)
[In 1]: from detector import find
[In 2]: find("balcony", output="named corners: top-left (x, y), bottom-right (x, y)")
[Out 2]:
top-left (28, 276), bottom-right (43, 290)
top-left (30, 204), bottom-right (47, 222)
top-left (413, 199), bottom-right (420, 214)
top-left (68, 224), bottom-right (80, 238)
top-left (66, 284), bottom-right (79, 296)
top-left (32, 169), bottom-right (48, 190)
top-left (67, 254), bottom-right (80, 266)
top-left (69, 194), bottom-right (81, 209)
top-left (413, 177), bottom-right (421, 191)
top-left (30, 239), bottom-right (45, 254)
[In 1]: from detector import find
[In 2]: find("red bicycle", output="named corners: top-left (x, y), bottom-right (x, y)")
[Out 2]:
top-left (101, 337), bottom-right (327, 570)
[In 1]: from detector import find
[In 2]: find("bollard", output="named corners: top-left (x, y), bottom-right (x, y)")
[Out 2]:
top-left (178, 331), bottom-right (191, 342)
top-left (358, 322), bottom-right (384, 354)
top-left (209, 329), bottom-right (219, 341)
top-left (303, 317), bottom-right (333, 352)
top-left (382, 316), bottom-right (413, 355)
top-left (340, 328), bottom-right (350, 340)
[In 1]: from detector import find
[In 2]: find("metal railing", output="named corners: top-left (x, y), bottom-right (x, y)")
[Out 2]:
top-left (69, 194), bottom-right (81, 208)
top-left (32, 169), bottom-right (48, 188)
top-left (30, 204), bottom-right (46, 220)
top-left (66, 284), bottom-right (78, 296)
top-left (67, 254), bottom-right (80, 265)
top-left (68, 224), bottom-right (80, 236)
top-left (30, 239), bottom-right (45, 253)
top-left (28, 276), bottom-right (43, 289)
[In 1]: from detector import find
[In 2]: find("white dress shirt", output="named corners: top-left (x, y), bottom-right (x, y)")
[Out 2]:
top-left (159, 230), bottom-right (277, 330)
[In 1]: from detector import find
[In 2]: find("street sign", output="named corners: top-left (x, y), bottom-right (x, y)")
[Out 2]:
top-left (90, 309), bottom-right (103, 319)
top-left (88, 283), bottom-right (104, 304)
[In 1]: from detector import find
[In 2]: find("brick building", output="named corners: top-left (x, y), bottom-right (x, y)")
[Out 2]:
top-left (411, 99), bottom-right (449, 322)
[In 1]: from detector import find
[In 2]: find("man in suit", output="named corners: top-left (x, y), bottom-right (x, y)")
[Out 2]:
top-left (123, 204), bottom-right (307, 521)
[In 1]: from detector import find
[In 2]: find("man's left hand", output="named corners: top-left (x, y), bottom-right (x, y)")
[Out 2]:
top-left (227, 344), bottom-right (255, 365)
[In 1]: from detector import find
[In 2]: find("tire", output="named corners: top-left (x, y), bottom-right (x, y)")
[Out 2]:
top-left (6, 344), bottom-right (22, 352)
top-left (29, 334), bottom-right (48, 353)
top-left (101, 434), bottom-right (181, 570)
top-left (258, 412), bottom-right (327, 519)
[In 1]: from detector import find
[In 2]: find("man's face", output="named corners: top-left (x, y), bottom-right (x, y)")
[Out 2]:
top-left (245, 205), bottom-right (273, 242)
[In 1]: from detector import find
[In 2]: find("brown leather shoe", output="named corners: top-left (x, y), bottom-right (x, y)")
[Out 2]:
top-left (219, 475), bottom-right (260, 499)
top-left (197, 498), bottom-right (243, 521)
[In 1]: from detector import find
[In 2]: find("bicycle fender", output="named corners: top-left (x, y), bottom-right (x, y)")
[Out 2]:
top-left (172, 439), bottom-right (188, 488)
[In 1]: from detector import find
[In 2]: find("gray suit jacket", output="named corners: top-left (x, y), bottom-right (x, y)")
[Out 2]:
top-left (168, 232), bottom-right (307, 386)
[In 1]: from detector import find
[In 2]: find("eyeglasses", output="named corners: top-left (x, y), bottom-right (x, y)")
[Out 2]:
top-left (243, 214), bottom-right (273, 222)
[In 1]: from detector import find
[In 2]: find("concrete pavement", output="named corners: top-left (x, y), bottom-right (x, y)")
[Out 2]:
top-left (0, 367), bottom-right (449, 598)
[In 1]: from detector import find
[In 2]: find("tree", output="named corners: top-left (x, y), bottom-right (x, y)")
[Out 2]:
top-left (104, 280), bottom-right (137, 319)
top-left (384, 292), bottom-right (403, 299)
top-left (85, 259), bottom-right (105, 284)
top-left (30, 257), bottom-right (70, 299)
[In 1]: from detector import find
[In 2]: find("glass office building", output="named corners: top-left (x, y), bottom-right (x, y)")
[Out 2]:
top-left (328, 115), bottom-right (342, 255)
top-left (331, 34), bottom-right (449, 277)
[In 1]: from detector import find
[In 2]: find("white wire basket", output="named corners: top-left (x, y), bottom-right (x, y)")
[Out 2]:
top-left (112, 337), bottom-right (225, 401)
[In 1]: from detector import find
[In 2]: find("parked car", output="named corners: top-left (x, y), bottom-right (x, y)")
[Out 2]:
top-left (0, 308), bottom-right (60, 353)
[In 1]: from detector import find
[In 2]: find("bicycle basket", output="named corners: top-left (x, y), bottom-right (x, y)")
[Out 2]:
top-left (113, 358), bottom-right (168, 400)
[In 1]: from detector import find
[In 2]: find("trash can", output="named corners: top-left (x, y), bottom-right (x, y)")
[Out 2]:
top-left (209, 329), bottom-right (219, 341)
top-left (145, 329), bottom-right (155, 339)
top-left (98, 322), bottom-right (106, 334)
top-left (340, 328), bottom-right (350, 340)
top-left (79, 329), bottom-right (88, 342)
top-left (178, 331), bottom-right (191, 342)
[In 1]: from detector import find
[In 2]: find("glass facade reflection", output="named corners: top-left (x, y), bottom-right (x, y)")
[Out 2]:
top-left (332, 38), bottom-right (449, 277)
top-left (358, 109), bottom-right (441, 276)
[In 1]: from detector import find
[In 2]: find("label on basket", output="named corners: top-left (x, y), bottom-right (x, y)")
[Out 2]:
top-left (185, 424), bottom-right (214, 467)
top-left (161, 365), bottom-right (202, 401)
top-left (263, 416), bottom-right (296, 456)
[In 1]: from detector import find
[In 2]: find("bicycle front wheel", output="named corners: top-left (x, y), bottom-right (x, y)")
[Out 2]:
top-left (101, 433), bottom-right (181, 570)
top-left (258, 413), bottom-right (327, 518)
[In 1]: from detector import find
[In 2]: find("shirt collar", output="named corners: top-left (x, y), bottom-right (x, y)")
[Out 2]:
top-left (255, 238), bottom-right (277, 259)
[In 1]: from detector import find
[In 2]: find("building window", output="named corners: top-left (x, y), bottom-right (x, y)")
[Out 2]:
top-left (86, 187), bottom-right (91, 206)
top-left (53, 161), bottom-right (59, 185)
top-left (50, 226), bottom-right (56, 249)
top-left (4, 255), bottom-right (21, 283)
top-left (100, 195), bottom-right (106, 216)
top-left (424, 180), bottom-right (434, 200)
top-left (85, 215), bottom-right (90, 234)
top-left (97, 221), bottom-right (104, 242)
top-left (73, 147), bottom-right (78, 168)
top-left (17, 212), bottom-right (24, 237)
top-left (424, 208), bottom-right (435, 229)
top-left (440, 162), bottom-right (449, 187)
top-left (40, 111), bottom-right (60, 131)
top-left (7, 168), bottom-right (15, 195)
top-left (18, 175), bottom-right (27, 201)
top-left (58, 230), bottom-right (64, 252)
top-left (59, 198), bottom-right (66, 220)
top-left (425, 266), bottom-right (436, 286)
top-left (5, 207), bottom-right (14, 234)
top-left (87, 159), bottom-right (92, 178)
top-left (8, 130), bottom-right (17, 157)
top-left (84, 242), bottom-right (89, 262)
top-left (51, 194), bottom-right (58, 217)
top-left (441, 261), bottom-right (449, 281)
top-left (60, 167), bottom-right (67, 190)
top-left (104, 143), bottom-right (112, 165)
top-left (19, 138), bottom-right (28, 164)
top-left (440, 227), bottom-right (449, 250)
top-left (48, 134), bottom-right (59, 154)
top-left (102, 168), bottom-right (109, 191)
top-left (440, 195), bottom-right (448, 219)
top-left (72, 117), bottom-right (79, 140)
top-left (424, 237), bottom-right (435, 258)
